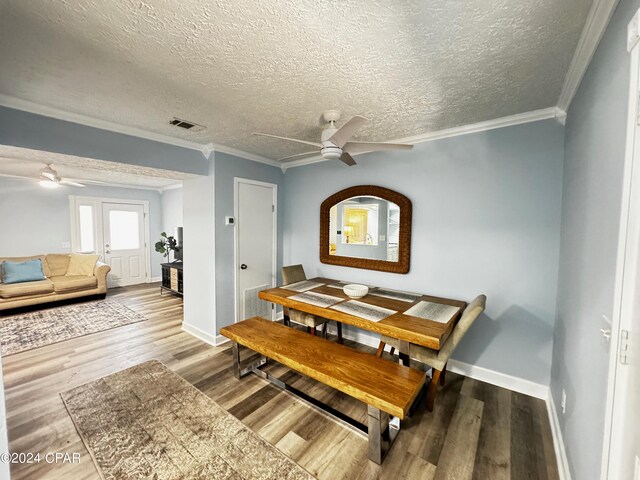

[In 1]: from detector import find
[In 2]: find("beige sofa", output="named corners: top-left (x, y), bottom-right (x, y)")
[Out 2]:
top-left (0, 254), bottom-right (111, 312)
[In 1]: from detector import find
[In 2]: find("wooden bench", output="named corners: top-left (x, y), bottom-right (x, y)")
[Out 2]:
top-left (220, 317), bottom-right (426, 464)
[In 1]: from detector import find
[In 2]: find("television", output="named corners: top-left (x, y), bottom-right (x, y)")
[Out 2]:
top-left (174, 227), bottom-right (183, 262)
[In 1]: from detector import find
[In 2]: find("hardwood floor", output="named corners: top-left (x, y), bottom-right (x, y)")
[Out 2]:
top-left (1, 284), bottom-right (559, 479)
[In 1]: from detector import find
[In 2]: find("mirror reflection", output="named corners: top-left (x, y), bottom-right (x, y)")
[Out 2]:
top-left (329, 196), bottom-right (400, 262)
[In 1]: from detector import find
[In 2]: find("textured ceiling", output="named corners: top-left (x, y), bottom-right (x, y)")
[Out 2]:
top-left (0, 146), bottom-right (193, 189)
top-left (0, 0), bottom-right (591, 162)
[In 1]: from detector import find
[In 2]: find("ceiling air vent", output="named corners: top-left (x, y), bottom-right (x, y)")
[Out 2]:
top-left (169, 117), bottom-right (206, 132)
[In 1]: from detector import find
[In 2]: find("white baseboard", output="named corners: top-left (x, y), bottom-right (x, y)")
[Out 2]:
top-left (324, 323), bottom-right (548, 399)
top-left (149, 276), bottom-right (162, 283)
top-left (446, 359), bottom-right (549, 400)
top-left (214, 334), bottom-right (230, 346)
top-left (181, 322), bottom-right (216, 346)
top-left (547, 391), bottom-right (572, 480)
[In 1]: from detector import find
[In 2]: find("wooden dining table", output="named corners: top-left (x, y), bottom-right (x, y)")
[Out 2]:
top-left (258, 277), bottom-right (467, 361)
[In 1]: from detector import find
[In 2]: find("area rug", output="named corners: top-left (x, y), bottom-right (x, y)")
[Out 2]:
top-left (0, 300), bottom-right (147, 356)
top-left (61, 360), bottom-right (314, 480)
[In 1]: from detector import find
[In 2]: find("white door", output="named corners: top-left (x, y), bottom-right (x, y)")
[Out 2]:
top-left (235, 179), bottom-right (276, 322)
top-left (102, 202), bottom-right (147, 287)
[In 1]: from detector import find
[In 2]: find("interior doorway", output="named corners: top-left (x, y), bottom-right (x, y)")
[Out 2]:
top-left (234, 178), bottom-right (277, 323)
top-left (70, 196), bottom-right (151, 287)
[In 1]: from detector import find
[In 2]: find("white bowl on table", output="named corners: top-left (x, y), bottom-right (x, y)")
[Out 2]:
top-left (343, 284), bottom-right (369, 299)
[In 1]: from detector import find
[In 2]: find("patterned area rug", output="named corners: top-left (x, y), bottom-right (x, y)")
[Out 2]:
top-left (61, 360), bottom-right (314, 480)
top-left (0, 300), bottom-right (146, 356)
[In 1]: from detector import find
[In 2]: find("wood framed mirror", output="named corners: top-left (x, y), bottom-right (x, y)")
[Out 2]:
top-left (320, 185), bottom-right (412, 274)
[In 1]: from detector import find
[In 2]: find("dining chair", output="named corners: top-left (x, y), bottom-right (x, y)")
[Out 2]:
top-left (375, 294), bottom-right (486, 412)
top-left (281, 264), bottom-right (342, 342)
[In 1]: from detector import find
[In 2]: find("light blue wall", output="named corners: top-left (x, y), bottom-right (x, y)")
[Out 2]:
top-left (0, 107), bottom-right (209, 175)
top-left (214, 152), bottom-right (284, 334)
top-left (0, 176), bottom-right (165, 277)
top-left (550, 0), bottom-right (639, 478)
top-left (283, 119), bottom-right (564, 385)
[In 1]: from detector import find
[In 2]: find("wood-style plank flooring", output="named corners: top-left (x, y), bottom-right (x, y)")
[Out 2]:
top-left (1, 284), bottom-right (559, 479)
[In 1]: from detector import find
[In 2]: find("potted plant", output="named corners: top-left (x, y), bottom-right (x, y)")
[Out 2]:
top-left (155, 232), bottom-right (180, 262)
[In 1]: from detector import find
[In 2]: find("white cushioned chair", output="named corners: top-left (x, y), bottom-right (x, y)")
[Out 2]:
top-left (376, 294), bottom-right (486, 411)
top-left (281, 264), bottom-right (342, 342)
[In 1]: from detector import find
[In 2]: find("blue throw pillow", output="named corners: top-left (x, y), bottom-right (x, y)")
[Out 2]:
top-left (2, 259), bottom-right (46, 284)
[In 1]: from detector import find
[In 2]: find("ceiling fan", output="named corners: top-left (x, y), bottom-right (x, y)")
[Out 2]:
top-left (253, 110), bottom-right (413, 166)
top-left (38, 164), bottom-right (85, 188)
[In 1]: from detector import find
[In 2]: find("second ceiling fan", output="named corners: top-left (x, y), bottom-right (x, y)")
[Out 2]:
top-left (253, 110), bottom-right (413, 166)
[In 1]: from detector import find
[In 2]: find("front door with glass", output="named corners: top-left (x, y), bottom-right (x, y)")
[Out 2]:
top-left (102, 202), bottom-right (147, 287)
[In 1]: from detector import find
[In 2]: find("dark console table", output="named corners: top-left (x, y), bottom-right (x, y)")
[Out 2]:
top-left (161, 262), bottom-right (183, 296)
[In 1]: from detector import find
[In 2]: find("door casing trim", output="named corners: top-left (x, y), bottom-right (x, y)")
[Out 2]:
top-left (233, 177), bottom-right (278, 324)
top-left (69, 195), bottom-right (151, 287)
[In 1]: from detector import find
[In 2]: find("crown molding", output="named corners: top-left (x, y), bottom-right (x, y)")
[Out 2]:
top-left (0, 171), bottom-right (172, 192)
top-left (0, 94), bottom-right (283, 168)
top-left (210, 143), bottom-right (280, 167)
top-left (557, 0), bottom-right (620, 111)
top-left (0, 94), bottom-right (209, 154)
top-left (283, 107), bottom-right (563, 170)
top-left (0, 94), bottom-right (566, 173)
top-left (159, 183), bottom-right (183, 192)
top-left (391, 107), bottom-right (561, 144)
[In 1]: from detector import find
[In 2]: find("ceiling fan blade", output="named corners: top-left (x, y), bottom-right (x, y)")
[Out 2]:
top-left (327, 116), bottom-right (368, 148)
top-left (339, 152), bottom-right (357, 166)
top-left (278, 151), bottom-right (320, 162)
top-left (60, 180), bottom-right (85, 187)
top-left (343, 141), bottom-right (414, 154)
top-left (41, 171), bottom-right (57, 181)
top-left (253, 133), bottom-right (322, 148)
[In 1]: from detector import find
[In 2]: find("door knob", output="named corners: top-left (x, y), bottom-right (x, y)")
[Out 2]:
top-left (240, 264), bottom-right (247, 270)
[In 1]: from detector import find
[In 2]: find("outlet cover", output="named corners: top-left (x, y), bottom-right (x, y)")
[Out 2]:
top-left (61, 241), bottom-right (71, 249)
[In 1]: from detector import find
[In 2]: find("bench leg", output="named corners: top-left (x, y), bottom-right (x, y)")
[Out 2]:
top-left (367, 406), bottom-right (400, 464)
top-left (337, 322), bottom-right (343, 344)
top-left (231, 342), bottom-right (267, 380)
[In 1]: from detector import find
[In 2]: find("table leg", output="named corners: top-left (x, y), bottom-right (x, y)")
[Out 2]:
top-left (231, 342), bottom-right (241, 380)
top-left (398, 339), bottom-right (411, 367)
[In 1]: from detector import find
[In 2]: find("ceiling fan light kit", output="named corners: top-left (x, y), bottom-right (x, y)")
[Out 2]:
top-left (37, 164), bottom-right (86, 188)
top-left (253, 110), bottom-right (413, 166)
top-left (39, 179), bottom-right (59, 189)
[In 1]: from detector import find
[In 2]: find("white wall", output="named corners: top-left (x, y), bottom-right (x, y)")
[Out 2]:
top-left (161, 186), bottom-right (183, 237)
top-left (283, 119), bottom-right (564, 386)
top-left (182, 160), bottom-right (216, 343)
top-left (0, 176), bottom-right (165, 277)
